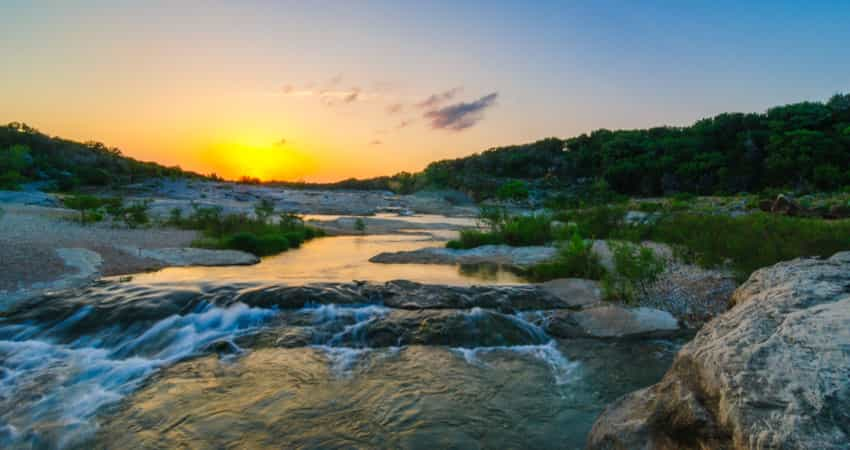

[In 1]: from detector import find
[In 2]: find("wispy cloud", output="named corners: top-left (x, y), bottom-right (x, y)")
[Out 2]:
top-left (424, 92), bottom-right (498, 131)
top-left (416, 87), bottom-right (462, 110)
top-left (396, 118), bottom-right (415, 129)
top-left (386, 103), bottom-right (404, 114)
top-left (343, 88), bottom-right (360, 103)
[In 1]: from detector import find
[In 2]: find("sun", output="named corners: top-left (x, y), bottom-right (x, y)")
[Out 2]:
top-left (205, 137), bottom-right (318, 181)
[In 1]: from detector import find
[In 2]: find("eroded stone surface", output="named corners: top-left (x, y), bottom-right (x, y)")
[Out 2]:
top-left (369, 245), bottom-right (557, 269)
top-left (130, 247), bottom-right (260, 266)
top-left (587, 252), bottom-right (850, 450)
top-left (539, 278), bottom-right (602, 308)
top-left (543, 306), bottom-right (679, 339)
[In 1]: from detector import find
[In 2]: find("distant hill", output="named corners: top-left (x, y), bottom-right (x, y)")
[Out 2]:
top-left (0, 122), bottom-right (208, 191)
top-left (4, 93), bottom-right (850, 198)
top-left (405, 93), bottom-right (850, 200)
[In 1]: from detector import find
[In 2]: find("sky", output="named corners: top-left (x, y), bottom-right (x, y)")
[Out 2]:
top-left (1, 0), bottom-right (849, 182)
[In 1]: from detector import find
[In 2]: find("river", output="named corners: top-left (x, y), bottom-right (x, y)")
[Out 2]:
top-left (0, 214), bottom-right (681, 449)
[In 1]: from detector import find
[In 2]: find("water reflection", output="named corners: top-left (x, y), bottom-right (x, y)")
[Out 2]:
top-left (130, 234), bottom-right (527, 286)
top-left (94, 339), bottom-right (681, 450)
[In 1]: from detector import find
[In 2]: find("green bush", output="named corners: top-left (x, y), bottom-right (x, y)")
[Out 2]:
top-left (0, 170), bottom-right (26, 190)
top-left (526, 231), bottom-right (606, 281)
top-left (121, 200), bottom-right (152, 228)
top-left (224, 232), bottom-right (290, 256)
top-left (556, 205), bottom-right (629, 239)
top-left (354, 218), bottom-right (366, 232)
top-left (602, 242), bottom-right (666, 304)
top-left (55, 175), bottom-right (80, 192)
top-left (496, 180), bottom-right (529, 201)
top-left (78, 167), bottom-right (112, 186)
top-left (500, 214), bottom-right (551, 246)
top-left (447, 229), bottom-right (505, 249)
top-left (168, 207), bottom-right (183, 224)
top-left (636, 202), bottom-right (664, 213)
top-left (447, 211), bottom-right (553, 249)
top-left (645, 212), bottom-right (850, 278)
top-left (171, 205), bottom-right (322, 256)
top-left (63, 194), bottom-right (104, 223)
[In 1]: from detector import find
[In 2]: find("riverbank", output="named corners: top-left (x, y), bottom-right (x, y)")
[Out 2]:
top-left (0, 184), bottom-right (480, 306)
top-left (0, 204), bottom-right (197, 294)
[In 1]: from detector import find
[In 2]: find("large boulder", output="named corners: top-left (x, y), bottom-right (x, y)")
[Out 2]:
top-left (587, 252), bottom-right (850, 450)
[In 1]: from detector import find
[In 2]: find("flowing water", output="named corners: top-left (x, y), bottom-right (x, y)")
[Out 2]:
top-left (0, 214), bottom-right (682, 449)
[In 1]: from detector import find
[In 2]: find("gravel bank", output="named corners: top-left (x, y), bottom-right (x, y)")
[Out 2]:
top-left (0, 204), bottom-right (198, 293)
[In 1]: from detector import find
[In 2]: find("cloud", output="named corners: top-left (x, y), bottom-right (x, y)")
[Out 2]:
top-left (343, 88), bottom-right (360, 103)
top-left (396, 118), bottom-right (415, 129)
top-left (386, 103), bottom-right (404, 114)
top-left (416, 87), bottom-right (462, 110)
top-left (423, 92), bottom-right (498, 131)
top-left (370, 139), bottom-right (383, 145)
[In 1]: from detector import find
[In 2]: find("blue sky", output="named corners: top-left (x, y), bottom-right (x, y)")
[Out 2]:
top-left (1, 0), bottom-right (848, 180)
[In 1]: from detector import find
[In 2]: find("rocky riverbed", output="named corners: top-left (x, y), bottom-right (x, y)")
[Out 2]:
top-left (0, 278), bottom-right (689, 448)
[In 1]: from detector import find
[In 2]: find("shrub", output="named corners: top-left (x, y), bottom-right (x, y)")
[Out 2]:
top-left (55, 175), bottom-right (80, 192)
top-left (496, 180), bottom-right (529, 201)
top-left (168, 207), bottom-right (183, 225)
top-left (63, 194), bottom-right (103, 223)
top-left (122, 200), bottom-right (152, 228)
top-left (447, 211), bottom-right (552, 249)
top-left (636, 202), bottom-right (664, 213)
top-left (78, 167), bottom-right (112, 186)
top-left (282, 230), bottom-right (307, 247)
top-left (556, 205), bottom-right (628, 239)
top-left (602, 242), bottom-right (666, 304)
top-left (526, 231), bottom-right (606, 281)
top-left (448, 229), bottom-right (505, 249)
top-left (171, 205), bottom-right (321, 256)
top-left (254, 198), bottom-right (275, 222)
top-left (354, 218), bottom-right (366, 232)
top-left (278, 212), bottom-right (301, 229)
top-left (645, 212), bottom-right (850, 279)
top-left (224, 232), bottom-right (290, 256)
top-left (0, 145), bottom-right (32, 181)
top-left (0, 170), bottom-right (26, 190)
top-left (500, 214), bottom-right (551, 246)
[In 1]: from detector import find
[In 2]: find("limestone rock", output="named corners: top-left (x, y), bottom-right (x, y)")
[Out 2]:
top-left (544, 305), bottom-right (679, 339)
top-left (587, 252), bottom-right (850, 450)
top-left (369, 245), bottom-right (557, 269)
top-left (539, 278), bottom-right (602, 308)
top-left (130, 247), bottom-right (260, 266)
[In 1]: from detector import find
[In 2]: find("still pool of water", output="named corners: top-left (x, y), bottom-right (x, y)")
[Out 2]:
top-left (129, 233), bottom-right (527, 286)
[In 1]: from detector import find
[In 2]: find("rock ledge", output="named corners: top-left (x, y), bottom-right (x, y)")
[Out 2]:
top-left (587, 252), bottom-right (850, 450)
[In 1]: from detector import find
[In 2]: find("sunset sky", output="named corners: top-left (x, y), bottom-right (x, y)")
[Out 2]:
top-left (2, 1), bottom-right (849, 182)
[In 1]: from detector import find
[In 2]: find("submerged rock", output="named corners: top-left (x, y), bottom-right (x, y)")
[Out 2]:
top-left (369, 245), bottom-right (557, 269)
top-left (543, 306), bottom-right (679, 339)
top-left (538, 278), bottom-right (602, 309)
top-left (587, 252), bottom-right (850, 450)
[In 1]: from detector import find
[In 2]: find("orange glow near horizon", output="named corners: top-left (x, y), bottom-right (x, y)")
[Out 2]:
top-left (203, 139), bottom-right (320, 182)
top-left (4, 3), bottom-right (844, 184)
